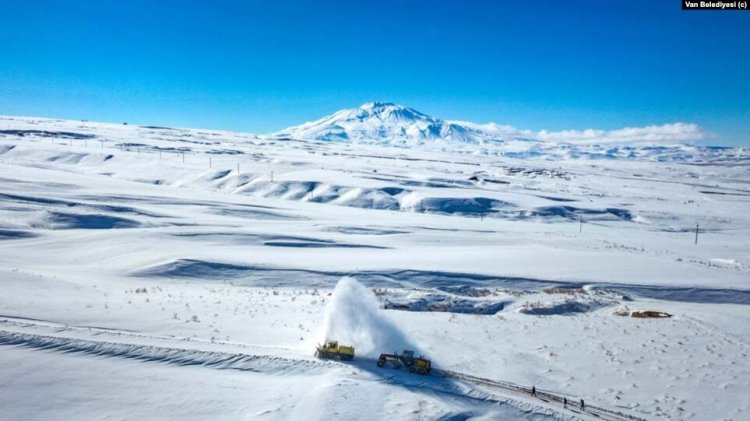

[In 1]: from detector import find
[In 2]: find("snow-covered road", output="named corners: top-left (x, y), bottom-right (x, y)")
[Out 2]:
top-left (0, 316), bottom-right (641, 421)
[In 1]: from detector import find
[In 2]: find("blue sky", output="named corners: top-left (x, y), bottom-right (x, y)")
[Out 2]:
top-left (0, 1), bottom-right (748, 144)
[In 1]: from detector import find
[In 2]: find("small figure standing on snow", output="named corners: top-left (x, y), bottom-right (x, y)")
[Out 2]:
top-left (580, 399), bottom-right (585, 410)
top-left (531, 386), bottom-right (537, 397)
top-left (563, 397), bottom-right (567, 408)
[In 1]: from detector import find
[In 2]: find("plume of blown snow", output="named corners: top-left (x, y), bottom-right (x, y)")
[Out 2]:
top-left (316, 277), bottom-right (418, 357)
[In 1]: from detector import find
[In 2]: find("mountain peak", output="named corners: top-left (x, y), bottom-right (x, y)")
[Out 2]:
top-left (360, 101), bottom-right (396, 109)
top-left (274, 102), bottom-right (470, 144)
top-left (351, 102), bottom-right (434, 124)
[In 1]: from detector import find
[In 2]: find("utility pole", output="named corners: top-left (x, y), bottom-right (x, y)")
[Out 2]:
top-left (237, 163), bottom-right (240, 174)
top-left (209, 157), bottom-right (212, 168)
top-left (695, 224), bottom-right (699, 245)
top-left (579, 215), bottom-right (583, 233)
top-left (181, 152), bottom-right (185, 163)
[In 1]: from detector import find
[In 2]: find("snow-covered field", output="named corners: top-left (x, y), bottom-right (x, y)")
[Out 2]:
top-left (1, 111), bottom-right (749, 420)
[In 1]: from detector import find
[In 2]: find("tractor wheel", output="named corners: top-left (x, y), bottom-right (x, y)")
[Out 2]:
top-left (377, 359), bottom-right (385, 367)
top-left (418, 368), bottom-right (426, 375)
top-left (409, 366), bottom-right (417, 373)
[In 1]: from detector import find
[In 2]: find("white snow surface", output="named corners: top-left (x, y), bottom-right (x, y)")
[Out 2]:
top-left (0, 115), bottom-right (749, 420)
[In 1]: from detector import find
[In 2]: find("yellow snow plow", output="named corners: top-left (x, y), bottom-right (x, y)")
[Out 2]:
top-left (377, 349), bottom-right (431, 375)
top-left (315, 340), bottom-right (355, 360)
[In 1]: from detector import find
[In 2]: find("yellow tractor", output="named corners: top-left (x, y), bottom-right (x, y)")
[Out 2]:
top-left (377, 349), bottom-right (431, 375)
top-left (315, 340), bottom-right (355, 361)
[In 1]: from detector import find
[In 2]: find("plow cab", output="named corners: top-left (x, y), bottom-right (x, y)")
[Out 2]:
top-left (315, 340), bottom-right (355, 361)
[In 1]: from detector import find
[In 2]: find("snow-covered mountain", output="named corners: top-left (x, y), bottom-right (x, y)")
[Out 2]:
top-left (273, 102), bottom-right (512, 144)
top-left (273, 102), bottom-right (709, 146)
top-left (272, 102), bottom-right (749, 162)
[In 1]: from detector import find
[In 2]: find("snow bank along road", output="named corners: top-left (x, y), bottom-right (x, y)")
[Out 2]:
top-left (0, 316), bottom-right (643, 421)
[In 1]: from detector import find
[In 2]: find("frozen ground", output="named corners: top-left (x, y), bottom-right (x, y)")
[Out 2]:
top-left (0, 115), bottom-right (749, 420)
